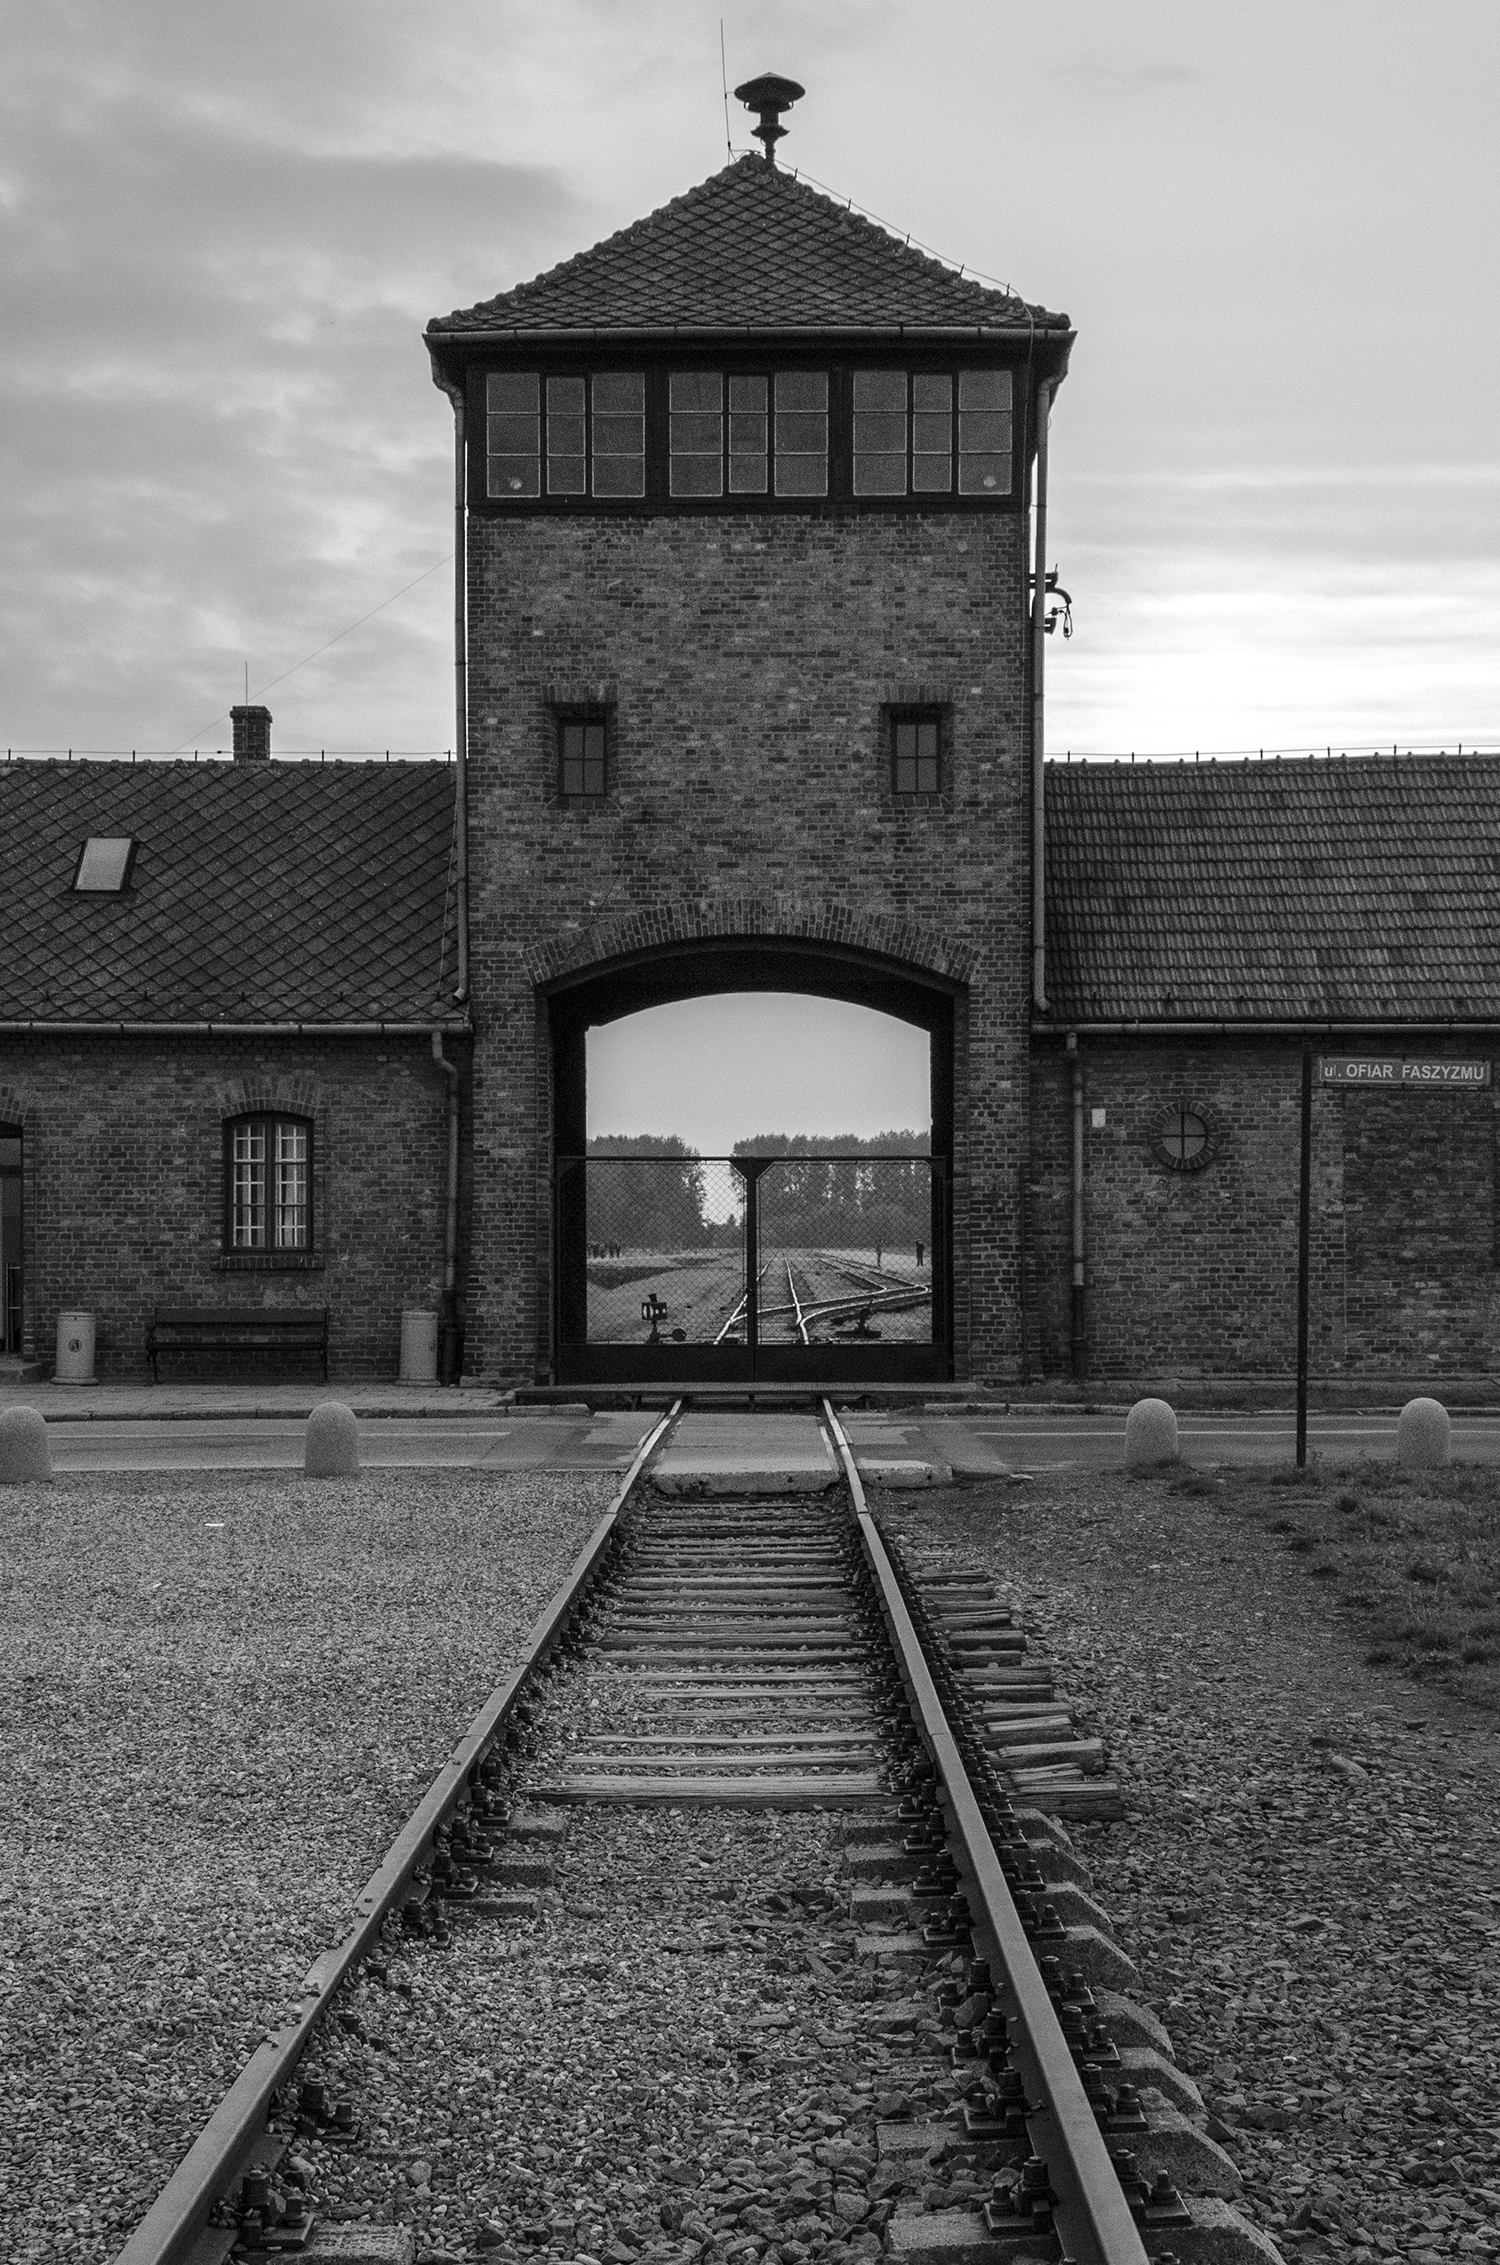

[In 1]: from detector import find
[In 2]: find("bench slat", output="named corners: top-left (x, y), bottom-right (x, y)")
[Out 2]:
top-left (146, 1307), bottom-right (329, 1382)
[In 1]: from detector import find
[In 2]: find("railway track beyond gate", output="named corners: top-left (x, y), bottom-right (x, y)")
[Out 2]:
top-left (115, 1402), bottom-right (1279, 2265)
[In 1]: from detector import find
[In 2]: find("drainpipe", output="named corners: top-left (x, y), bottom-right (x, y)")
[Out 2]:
top-left (1068, 1029), bottom-right (1086, 1380)
top-left (447, 381), bottom-right (471, 1006)
top-left (431, 1032), bottom-right (462, 1383)
top-left (1031, 379), bottom-right (1053, 1014)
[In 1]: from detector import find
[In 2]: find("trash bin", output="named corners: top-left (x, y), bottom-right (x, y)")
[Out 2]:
top-left (399, 1309), bottom-right (438, 1384)
top-left (55, 1311), bottom-right (96, 1385)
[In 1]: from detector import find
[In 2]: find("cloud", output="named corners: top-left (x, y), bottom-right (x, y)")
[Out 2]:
top-left (1048, 59), bottom-right (1199, 93)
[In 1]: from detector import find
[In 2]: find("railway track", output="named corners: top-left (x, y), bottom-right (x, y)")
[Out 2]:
top-left (115, 1403), bottom-right (1278, 2265)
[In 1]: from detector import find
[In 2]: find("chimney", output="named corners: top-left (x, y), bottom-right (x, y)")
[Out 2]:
top-left (231, 704), bottom-right (272, 762)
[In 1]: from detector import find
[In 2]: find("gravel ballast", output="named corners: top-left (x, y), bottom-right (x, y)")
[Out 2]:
top-left (0, 1468), bottom-right (613, 2265)
top-left (884, 1470), bottom-right (1500, 2265)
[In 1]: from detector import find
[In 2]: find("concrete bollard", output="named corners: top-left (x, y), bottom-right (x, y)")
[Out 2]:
top-left (305, 1401), bottom-right (360, 1478)
top-left (1125, 1396), bottom-right (1179, 1469)
top-left (1398, 1396), bottom-right (1451, 1470)
top-left (0, 1407), bottom-right (53, 1483)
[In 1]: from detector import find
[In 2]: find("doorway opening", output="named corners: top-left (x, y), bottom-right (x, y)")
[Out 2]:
top-left (547, 943), bottom-right (956, 1383)
top-left (0, 1129), bottom-right (22, 1357)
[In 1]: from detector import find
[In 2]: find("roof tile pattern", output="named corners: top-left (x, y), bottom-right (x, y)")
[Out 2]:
top-left (1045, 754), bottom-right (1500, 1024)
top-left (0, 761), bottom-right (459, 1025)
top-left (430, 156), bottom-right (1065, 337)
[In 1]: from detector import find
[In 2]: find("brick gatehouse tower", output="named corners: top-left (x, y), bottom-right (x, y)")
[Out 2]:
top-left (426, 84), bottom-right (1073, 1386)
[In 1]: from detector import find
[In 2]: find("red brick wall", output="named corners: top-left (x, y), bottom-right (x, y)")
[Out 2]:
top-left (1029, 1038), bottom-right (1498, 1379)
top-left (464, 507), bottom-right (1030, 1383)
top-left (0, 1036), bottom-right (468, 1379)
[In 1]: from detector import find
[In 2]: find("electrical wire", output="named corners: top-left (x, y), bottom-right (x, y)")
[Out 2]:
top-left (167, 553), bottom-right (453, 755)
top-left (779, 162), bottom-right (1020, 300)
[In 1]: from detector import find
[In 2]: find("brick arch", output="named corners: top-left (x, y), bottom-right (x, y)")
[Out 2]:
top-left (529, 897), bottom-right (978, 990)
top-left (214, 1074), bottom-right (329, 1122)
top-left (0, 1085), bottom-right (36, 1131)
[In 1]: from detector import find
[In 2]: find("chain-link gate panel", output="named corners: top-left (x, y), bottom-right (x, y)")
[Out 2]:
top-left (567, 1156), bottom-right (747, 1347)
top-left (754, 1156), bottom-right (934, 1347)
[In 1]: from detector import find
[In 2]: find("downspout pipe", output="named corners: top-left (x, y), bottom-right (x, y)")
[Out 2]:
top-left (1067, 1030), bottom-right (1087, 1380)
top-left (1031, 379), bottom-right (1053, 1015)
top-left (449, 382), bottom-right (471, 1006)
top-left (431, 1032), bottom-right (462, 1384)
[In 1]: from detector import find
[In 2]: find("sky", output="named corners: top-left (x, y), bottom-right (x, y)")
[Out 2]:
top-left (588, 995), bottom-right (930, 1155)
top-left (3, 3), bottom-right (1497, 1143)
top-left (2, 0), bottom-right (1497, 764)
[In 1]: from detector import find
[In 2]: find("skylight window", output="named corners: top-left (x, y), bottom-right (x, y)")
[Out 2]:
top-left (73, 836), bottom-right (136, 893)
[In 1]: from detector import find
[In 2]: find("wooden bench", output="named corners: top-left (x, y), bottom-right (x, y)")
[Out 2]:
top-left (147, 1306), bottom-right (329, 1383)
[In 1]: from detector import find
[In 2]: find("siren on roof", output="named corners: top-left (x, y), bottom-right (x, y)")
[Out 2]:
top-left (734, 72), bottom-right (805, 164)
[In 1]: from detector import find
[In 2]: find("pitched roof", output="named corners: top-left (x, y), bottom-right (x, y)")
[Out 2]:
top-left (0, 760), bottom-right (461, 1027)
top-left (428, 156), bottom-right (1068, 340)
top-left (1044, 753), bottom-right (1500, 1025)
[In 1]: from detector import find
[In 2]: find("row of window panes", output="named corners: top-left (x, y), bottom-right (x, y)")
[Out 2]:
top-left (485, 369), bottom-right (1012, 501)
top-left (852, 370), bottom-right (1011, 497)
top-left (232, 1118), bottom-right (309, 1249)
top-left (488, 372), bottom-right (646, 499)
top-left (668, 371), bottom-right (828, 497)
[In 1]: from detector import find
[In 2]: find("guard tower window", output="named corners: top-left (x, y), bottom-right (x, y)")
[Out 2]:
top-left (890, 710), bottom-right (942, 796)
top-left (958, 370), bottom-right (1013, 495)
top-left (670, 370), bottom-right (819, 497)
top-left (558, 715), bottom-right (608, 799)
top-left (226, 1115), bottom-right (311, 1250)
top-left (853, 370), bottom-right (1012, 498)
top-left (775, 371), bottom-right (828, 496)
top-left (670, 371), bottom-right (725, 496)
top-left (486, 371), bottom-right (645, 500)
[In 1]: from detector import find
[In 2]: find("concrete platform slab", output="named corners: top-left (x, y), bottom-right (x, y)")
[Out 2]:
top-left (652, 1410), bottom-right (838, 1493)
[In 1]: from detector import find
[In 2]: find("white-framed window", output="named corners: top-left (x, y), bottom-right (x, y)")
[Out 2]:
top-left (226, 1115), bottom-right (311, 1248)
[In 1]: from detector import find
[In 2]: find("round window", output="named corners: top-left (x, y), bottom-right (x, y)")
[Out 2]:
top-left (1154, 1107), bottom-right (1217, 1173)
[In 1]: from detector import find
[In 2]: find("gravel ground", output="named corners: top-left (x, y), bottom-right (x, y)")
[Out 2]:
top-left (883, 1471), bottom-right (1500, 2265)
top-left (294, 1804), bottom-right (1010, 2265)
top-left (0, 1468), bottom-right (614, 2265)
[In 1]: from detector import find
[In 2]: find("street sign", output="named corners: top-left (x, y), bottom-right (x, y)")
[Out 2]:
top-left (1318, 1057), bottom-right (1491, 1088)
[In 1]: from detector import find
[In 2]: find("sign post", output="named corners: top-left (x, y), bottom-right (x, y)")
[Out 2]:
top-left (1296, 1049), bottom-right (1312, 1469)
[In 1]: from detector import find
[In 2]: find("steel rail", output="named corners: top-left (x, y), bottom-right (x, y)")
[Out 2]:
top-left (713, 1264), bottom-right (766, 1346)
top-left (785, 1259), bottom-right (812, 1345)
top-left (113, 1402), bottom-right (683, 2265)
top-left (821, 1401), bottom-right (1151, 2265)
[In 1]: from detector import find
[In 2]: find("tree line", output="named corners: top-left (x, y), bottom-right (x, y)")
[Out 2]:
top-left (582, 1131), bottom-right (930, 1255)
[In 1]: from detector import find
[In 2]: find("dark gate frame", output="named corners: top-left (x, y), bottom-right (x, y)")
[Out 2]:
top-left (544, 938), bottom-right (958, 1385)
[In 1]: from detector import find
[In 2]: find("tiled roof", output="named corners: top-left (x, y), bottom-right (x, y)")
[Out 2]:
top-left (429, 156), bottom-right (1067, 339)
top-left (0, 760), bottom-right (461, 1026)
top-left (1045, 753), bottom-right (1500, 1024)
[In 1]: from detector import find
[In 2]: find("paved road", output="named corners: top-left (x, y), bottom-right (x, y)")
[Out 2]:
top-left (34, 1407), bottom-right (1500, 1475)
top-left (45, 1414), bottom-right (655, 1474)
top-left (952, 1411), bottom-right (1500, 1471)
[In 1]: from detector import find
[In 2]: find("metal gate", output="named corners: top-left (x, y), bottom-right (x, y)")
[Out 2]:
top-left (555, 1152), bottom-right (947, 1382)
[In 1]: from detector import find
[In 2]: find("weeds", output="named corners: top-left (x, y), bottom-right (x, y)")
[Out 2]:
top-left (1224, 1462), bottom-right (1500, 1711)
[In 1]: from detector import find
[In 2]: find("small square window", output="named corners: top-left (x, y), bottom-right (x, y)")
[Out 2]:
top-left (559, 716), bottom-right (607, 798)
top-left (73, 836), bottom-right (136, 892)
top-left (890, 711), bottom-right (942, 796)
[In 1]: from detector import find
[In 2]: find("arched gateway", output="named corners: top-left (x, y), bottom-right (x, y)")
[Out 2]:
top-left (425, 117), bottom-right (1073, 1385)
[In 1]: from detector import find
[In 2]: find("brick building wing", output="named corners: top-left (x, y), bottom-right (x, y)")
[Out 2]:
top-left (0, 759), bottom-right (460, 1026)
top-left (1044, 753), bottom-right (1500, 1025)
